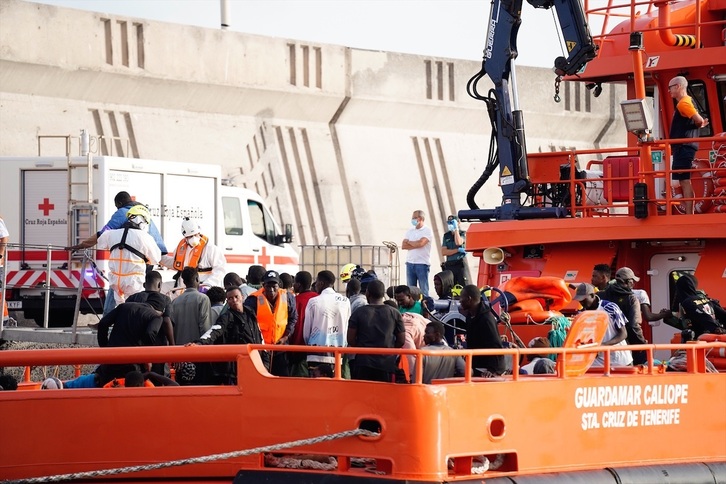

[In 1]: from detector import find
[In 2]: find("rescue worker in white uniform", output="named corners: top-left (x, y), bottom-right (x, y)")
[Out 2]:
top-left (160, 218), bottom-right (226, 291)
top-left (96, 205), bottom-right (162, 306)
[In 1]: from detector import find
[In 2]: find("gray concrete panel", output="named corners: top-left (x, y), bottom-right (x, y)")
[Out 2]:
top-left (0, 0), bottom-right (628, 302)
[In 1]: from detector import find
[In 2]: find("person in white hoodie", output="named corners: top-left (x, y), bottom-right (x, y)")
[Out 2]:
top-left (304, 270), bottom-right (351, 378)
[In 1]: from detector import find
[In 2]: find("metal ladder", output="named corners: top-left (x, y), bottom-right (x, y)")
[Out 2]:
top-left (68, 130), bottom-right (98, 250)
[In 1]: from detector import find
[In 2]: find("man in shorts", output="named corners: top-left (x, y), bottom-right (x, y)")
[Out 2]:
top-left (668, 76), bottom-right (709, 215)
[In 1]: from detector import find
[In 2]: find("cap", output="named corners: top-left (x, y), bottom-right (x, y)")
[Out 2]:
top-left (573, 283), bottom-right (595, 301)
top-left (359, 270), bottom-right (378, 284)
top-left (40, 377), bottom-right (64, 389)
top-left (615, 267), bottom-right (640, 282)
top-left (263, 270), bottom-right (282, 285)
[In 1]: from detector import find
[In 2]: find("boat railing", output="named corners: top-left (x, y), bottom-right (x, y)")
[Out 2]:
top-left (1, 243), bottom-right (105, 332)
top-left (1, 340), bottom-right (723, 389)
top-left (527, 134), bottom-right (726, 217)
top-left (584, 0), bottom-right (725, 52)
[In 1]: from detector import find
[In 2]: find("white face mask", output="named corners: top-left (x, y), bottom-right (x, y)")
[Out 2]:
top-left (187, 235), bottom-right (201, 247)
top-left (129, 215), bottom-right (149, 232)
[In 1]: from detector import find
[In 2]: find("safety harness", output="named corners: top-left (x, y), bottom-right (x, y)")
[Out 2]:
top-left (109, 227), bottom-right (149, 263)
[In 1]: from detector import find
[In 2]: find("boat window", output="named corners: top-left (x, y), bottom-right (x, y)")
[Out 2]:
top-left (222, 197), bottom-right (244, 236)
top-left (248, 200), bottom-right (277, 244)
top-left (687, 81), bottom-right (712, 137)
top-left (717, 79), bottom-right (726, 135)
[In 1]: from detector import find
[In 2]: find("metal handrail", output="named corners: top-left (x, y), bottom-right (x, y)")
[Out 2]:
top-left (0, 341), bottom-right (722, 382)
top-left (526, 135), bottom-right (726, 217)
top-left (36, 133), bottom-right (130, 157)
top-left (1, 243), bottom-right (104, 334)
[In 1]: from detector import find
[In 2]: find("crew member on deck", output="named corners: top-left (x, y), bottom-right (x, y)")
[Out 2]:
top-left (161, 218), bottom-right (226, 292)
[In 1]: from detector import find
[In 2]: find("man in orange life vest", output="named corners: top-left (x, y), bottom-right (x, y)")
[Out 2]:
top-left (244, 270), bottom-right (297, 376)
top-left (161, 218), bottom-right (226, 292)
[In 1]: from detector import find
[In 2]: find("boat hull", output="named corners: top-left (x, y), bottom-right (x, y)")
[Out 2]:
top-left (1, 344), bottom-right (724, 482)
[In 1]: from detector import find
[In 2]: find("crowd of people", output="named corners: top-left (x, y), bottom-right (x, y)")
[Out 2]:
top-left (39, 256), bottom-right (511, 389)
top-left (573, 264), bottom-right (725, 368)
top-left (8, 258), bottom-right (720, 391)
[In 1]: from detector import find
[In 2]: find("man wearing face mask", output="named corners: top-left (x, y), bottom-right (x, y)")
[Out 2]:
top-left (402, 210), bottom-right (434, 297)
top-left (441, 215), bottom-right (470, 287)
top-left (95, 205), bottom-right (162, 309)
top-left (161, 218), bottom-right (227, 291)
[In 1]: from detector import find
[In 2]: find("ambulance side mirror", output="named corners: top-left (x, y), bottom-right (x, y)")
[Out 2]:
top-left (277, 223), bottom-right (293, 245)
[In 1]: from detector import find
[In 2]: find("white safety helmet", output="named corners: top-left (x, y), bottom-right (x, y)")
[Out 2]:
top-left (181, 218), bottom-right (201, 237)
top-left (41, 377), bottom-right (63, 389)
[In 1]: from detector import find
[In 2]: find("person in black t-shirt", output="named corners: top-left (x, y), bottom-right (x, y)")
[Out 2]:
top-left (94, 292), bottom-right (167, 385)
top-left (347, 280), bottom-right (405, 382)
top-left (458, 285), bottom-right (505, 376)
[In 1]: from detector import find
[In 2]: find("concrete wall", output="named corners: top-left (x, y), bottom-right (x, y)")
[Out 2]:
top-left (0, 0), bottom-right (627, 280)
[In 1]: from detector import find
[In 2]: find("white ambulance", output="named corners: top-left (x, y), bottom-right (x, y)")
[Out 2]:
top-left (0, 153), bottom-right (298, 327)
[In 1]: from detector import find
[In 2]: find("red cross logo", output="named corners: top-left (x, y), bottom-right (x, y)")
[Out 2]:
top-left (38, 198), bottom-right (55, 216)
top-left (257, 246), bottom-right (272, 266)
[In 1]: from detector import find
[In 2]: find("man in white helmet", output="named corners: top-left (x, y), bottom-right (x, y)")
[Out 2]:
top-left (95, 205), bottom-right (162, 310)
top-left (160, 218), bottom-right (226, 290)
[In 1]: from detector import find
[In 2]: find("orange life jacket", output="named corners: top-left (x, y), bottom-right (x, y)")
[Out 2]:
top-left (251, 287), bottom-right (288, 344)
top-left (103, 378), bottom-right (155, 388)
top-left (172, 235), bottom-right (209, 271)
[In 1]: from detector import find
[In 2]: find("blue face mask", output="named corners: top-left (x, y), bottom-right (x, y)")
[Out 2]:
top-left (411, 219), bottom-right (418, 227)
top-left (448, 223), bottom-right (456, 232)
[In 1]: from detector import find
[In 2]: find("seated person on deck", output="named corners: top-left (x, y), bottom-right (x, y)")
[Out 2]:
top-left (520, 337), bottom-right (556, 375)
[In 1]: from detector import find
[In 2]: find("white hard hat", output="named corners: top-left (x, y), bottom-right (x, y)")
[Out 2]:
top-left (41, 377), bottom-right (63, 389)
top-left (181, 218), bottom-right (201, 237)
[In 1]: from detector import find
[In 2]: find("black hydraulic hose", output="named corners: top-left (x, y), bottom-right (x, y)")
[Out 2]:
top-left (466, 151), bottom-right (498, 210)
top-left (466, 61), bottom-right (489, 101)
top-left (466, 88), bottom-right (501, 210)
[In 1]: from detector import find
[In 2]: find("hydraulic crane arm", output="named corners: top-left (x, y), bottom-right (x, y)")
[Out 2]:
top-left (532, 0), bottom-right (599, 77)
top-left (461, 0), bottom-right (597, 221)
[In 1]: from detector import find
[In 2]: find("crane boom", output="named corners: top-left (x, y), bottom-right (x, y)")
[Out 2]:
top-left (461, 0), bottom-right (597, 221)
